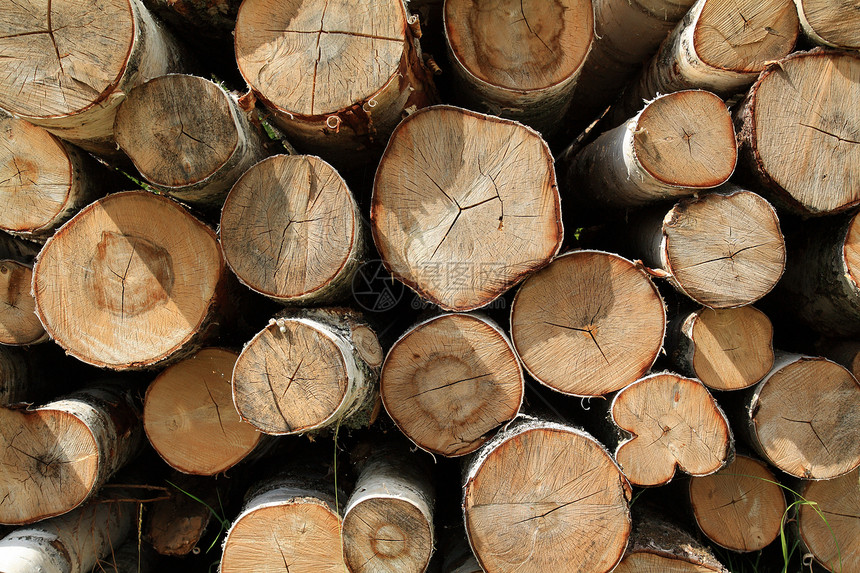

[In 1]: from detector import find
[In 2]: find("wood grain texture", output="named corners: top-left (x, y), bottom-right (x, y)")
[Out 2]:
top-left (794, 0), bottom-right (860, 49)
top-left (798, 467), bottom-right (860, 572)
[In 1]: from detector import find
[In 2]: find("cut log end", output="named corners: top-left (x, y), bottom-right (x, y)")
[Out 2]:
top-left (114, 75), bottom-right (241, 190)
top-left (663, 190), bottom-right (785, 308)
top-left (692, 0), bottom-right (799, 73)
top-left (689, 454), bottom-right (785, 552)
top-left (614, 552), bottom-right (726, 572)
top-left (751, 356), bottom-right (860, 479)
top-left (444, 0), bottom-right (593, 91)
top-left (633, 90), bottom-right (736, 189)
top-left (798, 467), bottom-right (860, 572)
top-left (372, 105), bottom-right (562, 311)
top-left (687, 306), bottom-right (774, 391)
top-left (342, 498), bottom-right (433, 573)
top-left (745, 50), bottom-right (860, 215)
top-left (381, 313), bottom-right (523, 457)
top-left (795, 0), bottom-right (860, 49)
top-left (612, 373), bottom-right (732, 487)
top-left (32, 191), bottom-right (224, 370)
top-left (235, 0), bottom-right (407, 118)
top-left (144, 348), bottom-right (262, 476)
top-left (0, 0), bottom-right (134, 119)
top-left (0, 261), bottom-right (47, 346)
top-left (464, 422), bottom-right (631, 573)
top-left (510, 250), bottom-right (665, 397)
top-left (220, 155), bottom-right (361, 304)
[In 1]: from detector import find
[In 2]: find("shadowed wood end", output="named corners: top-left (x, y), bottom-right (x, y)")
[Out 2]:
top-left (634, 90), bottom-right (736, 189)
top-left (444, 0), bottom-right (593, 91)
top-left (689, 454), bottom-right (785, 552)
top-left (32, 191), bottom-right (224, 370)
top-left (799, 467), bottom-right (860, 572)
top-left (693, 0), bottom-right (798, 73)
top-left (0, 0), bottom-right (134, 118)
top-left (464, 423), bottom-right (631, 573)
top-left (612, 373), bottom-right (732, 486)
top-left (510, 250), bottom-right (665, 397)
top-left (220, 155), bottom-right (360, 303)
top-left (0, 261), bottom-right (46, 346)
top-left (381, 313), bottom-right (523, 457)
top-left (235, 0), bottom-right (408, 117)
top-left (372, 106), bottom-right (562, 311)
top-left (144, 348), bottom-right (261, 476)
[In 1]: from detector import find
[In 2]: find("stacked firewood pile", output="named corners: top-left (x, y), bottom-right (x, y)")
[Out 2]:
top-left (0, 0), bottom-right (858, 571)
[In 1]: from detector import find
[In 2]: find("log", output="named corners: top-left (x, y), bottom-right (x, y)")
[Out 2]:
top-left (773, 204), bottom-right (860, 336)
top-left (0, 260), bottom-right (47, 346)
top-left (0, 117), bottom-right (108, 240)
top-left (509, 250), bottom-right (666, 397)
top-left (0, 384), bottom-right (143, 525)
top-left (563, 0), bottom-right (696, 134)
top-left (734, 49), bottom-right (860, 215)
top-left (32, 190), bottom-right (227, 370)
top-left (0, 346), bottom-right (53, 405)
top-left (614, 509), bottom-right (729, 572)
top-left (147, 474), bottom-right (222, 556)
top-left (380, 313), bottom-right (523, 457)
top-left (818, 339), bottom-right (860, 380)
top-left (114, 74), bottom-right (267, 207)
top-left (0, 500), bottom-right (134, 573)
top-left (0, 0), bottom-right (185, 156)
top-left (372, 105), bottom-right (563, 311)
top-left (797, 467), bottom-right (860, 572)
top-left (605, 0), bottom-right (799, 126)
top-left (561, 90), bottom-right (737, 211)
top-left (793, 0), bottom-right (860, 50)
top-left (462, 416), bottom-right (632, 573)
top-left (342, 445), bottom-right (435, 573)
top-left (440, 527), bottom-right (481, 573)
top-left (442, 0), bottom-right (593, 135)
top-left (93, 538), bottom-right (156, 573)
top-left (143, 0), bottom-right (241, 34)
top-left (0, 232), bottom-right (40, 262)
top-left (220, 466), bottom-right (346, 572)
top-left (144, 348), bottom-right (263, 476)
top-left (232, 308), bottom-right (382, 435)
top-left (609, 373), bottom-right (733, 487)
top-left (731, 353), bottom-right (860, 480)
top-left (220, 154), bottom-right (365, 305)
top-left (688, 453), bottom-right (786, 552)
top-left (234, 0), bottom-right (436, 166)
top-left (668, 305), bottom-right (774, 391)
top-left (626, 187), bottom-right (786, 308)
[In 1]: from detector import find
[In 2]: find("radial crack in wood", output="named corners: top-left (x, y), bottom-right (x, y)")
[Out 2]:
top-left (0, 260), bottom-right (46, 346)
top-left (510, 250), bottom-right (665, 397)
top-left (372, 105), bottom-right (562, 311)
top-left (381, 313), bottom-right (523, 457)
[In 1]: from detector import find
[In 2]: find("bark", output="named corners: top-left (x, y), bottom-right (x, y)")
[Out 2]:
top-left (220, 466), bottom-right (346, 573)
top-left (605, 0), bottom-right (798, 127)
top-left (439, 525), bottom-right (481, 573)
top-left (0, 384), bottom-right (143, 525)
top-left (232, 307), bottom-right (382, 435)
top-left (142, 0), bottom-right (241, 34)
top-left (614, 508), bottom-right (730, 572)
top-left (462, 416), bottom-right (632, 573)
top-left (220, 154), bottom-right (366, 305)
top-left (510, 250), bottom-right (666, 397)
top-left (560, 90), bottom-right (736, 210)
top-left (0, 500), bottom-right (135, 573)
top-left (0, 260), bottom-right (47, 346)
top-left (775, 209), bottom-right (860, 336)
top-left (0, 232), bottom-right (41, 262)
top-left (797, 467), bottom-right (860, 572)
top-left (114, 74), bottom-right (267, 207)
top-left (0, 0), bottom-right (186, 157)
top-left (730, 353), bottom-right (860, 479)
top-left (234, 0), bottom-right (437, 168)
top-left (143, 348), bottom-right (264, 476)
top-left (342, 445), bottom-right (435, 573)
top-left (372, 105), bottom-right (563, 311)
top-left (793, 0), bottom-right (860, 50)
top-left (734, 49), bottom-right (860, 216)
top-left (0, 117), bottom-right (109, 241)
top-left (563, 0), bottom-right (696, 135)
top-left (609, 372), bottom-right (733, 487)
top-left (32, 191), bottom-right (228, 370)
top-left (817, 338), bottom-right (860, 380)
top-left (688, 453), bottom-right (786, 552)
top-left (442, 0), bottom-right (593, 135)
top-left (92, 538), bottom-right (157, 573)
top-left (667, 305), bottom-right (774, 391)
top-left (0, 346), bottom-right (56, 406)
top-left (380, 313), bottom-right (523, 457)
